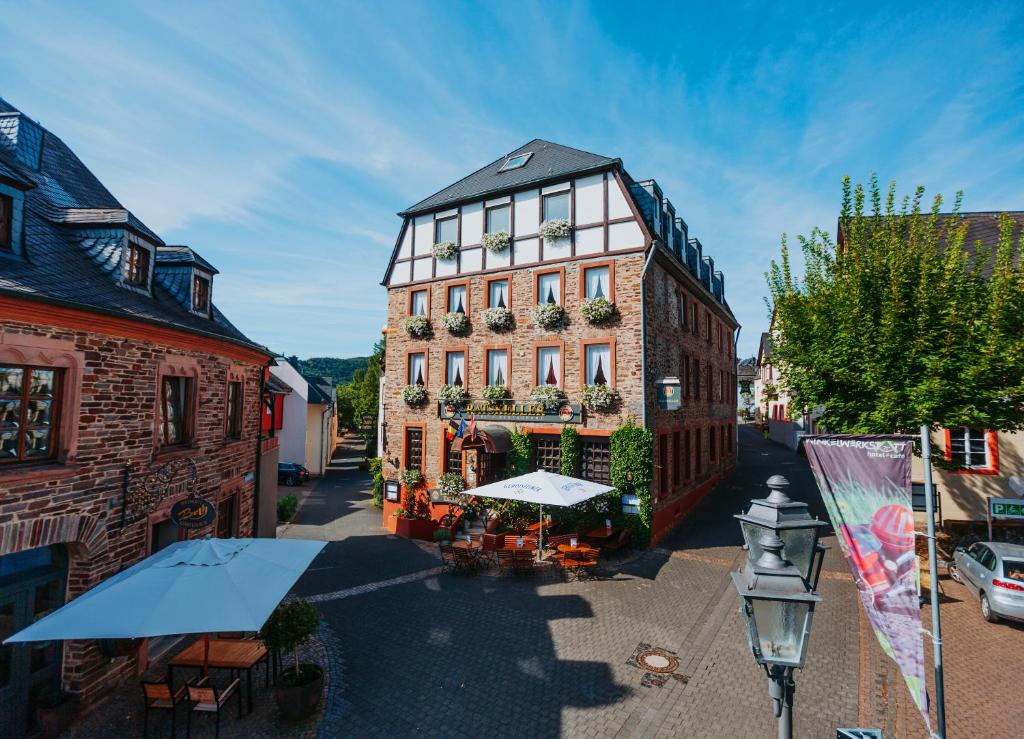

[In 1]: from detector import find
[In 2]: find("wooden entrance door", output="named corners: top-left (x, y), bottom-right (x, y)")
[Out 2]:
top-left (0, 546), bottom-right (67, 738)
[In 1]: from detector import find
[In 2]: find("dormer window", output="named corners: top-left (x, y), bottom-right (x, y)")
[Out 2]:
top-left (193, 274), bottom-right (210, 314)
top-left (124, 241), bottom-right (151, 288)
top-left (498, 152), bottom-right (532, 172)
top-left (0, 194), bottom-right (12, 250)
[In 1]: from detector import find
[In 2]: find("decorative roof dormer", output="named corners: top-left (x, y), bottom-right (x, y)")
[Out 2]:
top-left (0, 112), bottom-right (44, 170)
top-left (154, 245), bottom-right (219, 318)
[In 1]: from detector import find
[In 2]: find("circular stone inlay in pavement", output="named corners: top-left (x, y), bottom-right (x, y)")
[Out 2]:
top-left (636, 650), bottom-right (679, 674)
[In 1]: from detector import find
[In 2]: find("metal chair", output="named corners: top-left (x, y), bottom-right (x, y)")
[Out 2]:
top-left (452, 547), bottom-right (479, 575)
top-left (438, 543), bottom-right (457, 573)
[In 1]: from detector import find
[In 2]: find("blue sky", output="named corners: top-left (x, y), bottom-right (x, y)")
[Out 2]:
top-left (3, 1), bottom-right (1022, 360)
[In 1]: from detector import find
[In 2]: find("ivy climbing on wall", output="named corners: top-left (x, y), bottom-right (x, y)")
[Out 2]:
top-left (559, 425), bottom-right (578, 476)
top-left (609, 418), bottom-right (654, 544)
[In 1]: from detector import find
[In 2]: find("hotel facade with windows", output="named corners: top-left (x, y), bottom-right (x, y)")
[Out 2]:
top-left (380, 140), bottom-right (739, 544)
top-left (0, 99), bottom-right (276, 732)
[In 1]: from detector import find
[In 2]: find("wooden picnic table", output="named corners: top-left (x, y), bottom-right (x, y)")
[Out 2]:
top-left (168, 638), bottom-right (268, 715)
top-left (557, 544), bottom-right (599, 555)
top-left (585, 526), bottom-right (619, 541)
top-left (451, 540), bottom-right (482, 550)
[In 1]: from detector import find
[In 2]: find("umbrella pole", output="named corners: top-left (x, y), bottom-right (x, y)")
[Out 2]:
top-left (203, 632), bottom-right (210, 678)
top-left (538, 505), bottom-right (543, 562)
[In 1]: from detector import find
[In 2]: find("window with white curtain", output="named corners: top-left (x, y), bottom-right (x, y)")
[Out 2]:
top-left (446, 351), bottom-right (465, 387)
top-left (448, 284), bottom-right (467, 313)
top-left (488, 279), bottom-right (509, 309)
top-left (585, 343), bottom-right (611, 386)
top-left (408, 353), bottom-right (425, 386)
top-left (583, 266), bottom-right (610, 300)
top-left (410, 290), bottom-right (427, 316)
top-left (537, 346), bottom-right (561, 386)
top-left (537, 272), bottom-right (561, 305)
top-left (486, 349), bottom-right (508, 387)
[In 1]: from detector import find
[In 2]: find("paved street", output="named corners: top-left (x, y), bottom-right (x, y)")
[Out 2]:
top-left (282, 429), bottom-right (865, 738)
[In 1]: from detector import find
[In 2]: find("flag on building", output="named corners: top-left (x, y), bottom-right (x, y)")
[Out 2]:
top-left (456, 416), bottom-right (467, 438)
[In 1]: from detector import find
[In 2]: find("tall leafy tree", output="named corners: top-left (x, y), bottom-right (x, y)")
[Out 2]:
top-left (766, 176), bottom-right (1024, 435)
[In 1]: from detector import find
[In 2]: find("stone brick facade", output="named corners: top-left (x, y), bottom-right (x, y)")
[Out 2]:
top-left (0, 307), bottom-right (270, 710)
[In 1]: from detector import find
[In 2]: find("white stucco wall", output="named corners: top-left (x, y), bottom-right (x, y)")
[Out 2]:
top-left (270, 361), bottom-right (308, 466)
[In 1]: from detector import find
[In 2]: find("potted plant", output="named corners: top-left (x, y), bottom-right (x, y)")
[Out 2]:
top-left (431, 241), bottom-right (458, 261)
top-left (402, 315), bottom-right (432, 338)
top-left (532, 302), bottom-right (565, 330)
top-left (529, 384), bottom-right (564, 410)
top-left (438, 383), bottom-right (468, 404)
top-left (481, 230), bottom-right (511, 254)
top-left (580, 296), bottom-right (616, 324)
top-left (581, 383), bottom-right (620, 411)
top-left (481, 383), bottom-right (508, 402)
top-left (433, 528), bottom-right (451, 542)
top-left (259, 599), bottom-right (323, 721)
top-left (401, 384), bottom-right (428, 407)
top-left (483, 306), bottom-right (515, 332)
top-left (401, 468), bottom-right (424, 489)
top-left (540, 218), bottom-right (571, 240)
top-left (441, 311), bottom-right (470, 335)
top-left (36, 686), bottom-right (75, 737)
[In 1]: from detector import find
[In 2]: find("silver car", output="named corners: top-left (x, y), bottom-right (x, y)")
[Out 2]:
top-left (950, 541), bottom-right (1024, 623)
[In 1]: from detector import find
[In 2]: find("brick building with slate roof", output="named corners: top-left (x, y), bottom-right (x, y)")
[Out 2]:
top-left (380, 140), bottom-right (740, 544)
top-left (0, 97), bottom-right (278, 732)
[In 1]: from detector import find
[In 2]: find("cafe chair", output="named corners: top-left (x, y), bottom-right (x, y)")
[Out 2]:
top-left (438, 543), bottom-right (457, 573)
top-left (452, 547), bottom-right (479, 575)
top-left (186, 676), bottom-right (242, 738)
top-left (603, 528), bottom-right (633, 556)
top-left (480, 533), bottom-right (503, 566)
top-left (142, 677), bottom-right (199, 737)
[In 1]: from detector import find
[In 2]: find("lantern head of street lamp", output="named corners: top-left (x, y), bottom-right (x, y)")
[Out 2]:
top-left (735, 475), bottom-right (829, 586)
top-left (731, 532), bottom-right (822, 670)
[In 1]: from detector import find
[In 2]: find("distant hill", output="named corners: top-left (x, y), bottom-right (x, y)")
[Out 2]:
top-left (295, 356), bottom-right (369, 386)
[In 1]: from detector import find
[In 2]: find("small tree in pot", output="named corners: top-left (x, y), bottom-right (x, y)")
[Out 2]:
top-left (259, 598), bottom-right (323, 721)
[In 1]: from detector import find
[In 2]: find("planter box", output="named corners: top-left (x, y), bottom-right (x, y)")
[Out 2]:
top-left (395, 517), bottom-right (437, 541)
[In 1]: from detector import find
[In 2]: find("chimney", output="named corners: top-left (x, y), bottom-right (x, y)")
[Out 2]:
top-left (0, 112), bottom-right (43, 169)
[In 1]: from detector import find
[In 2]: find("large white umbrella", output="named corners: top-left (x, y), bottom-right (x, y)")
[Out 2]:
top-left (470, 470), bottom-right (614, 555)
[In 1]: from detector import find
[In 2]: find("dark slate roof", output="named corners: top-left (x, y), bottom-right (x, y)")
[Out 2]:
top-left (304, 374), bottom-right (334, 406)
top-left (758, 332), bottom-right (772, 363)
top-left (0, 97), bottom-right (266, 354)
top-left (400, 139), bottom-right (619, 216)
top-left (156, 245), bottom-right (219, 274)
top-left (0, 150), bottom-right (34, 189)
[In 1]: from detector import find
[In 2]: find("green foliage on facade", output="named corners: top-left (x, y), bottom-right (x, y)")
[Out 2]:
top-left (610, 419), bottom-right (653, 544)
top-left (336, 338), bottom-right (385, 456)
top-left (508, 427), bottom-right (533, 476)
top-left (368, 457), bottom-right (384, 508)
top-left (767, 177), bottom-right (1024, 434)
top-left (559, 424), bottom-right (578, 476)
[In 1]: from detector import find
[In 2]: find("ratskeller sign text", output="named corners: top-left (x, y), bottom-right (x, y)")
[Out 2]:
top-left (438, 400), bottom-right (581, 424)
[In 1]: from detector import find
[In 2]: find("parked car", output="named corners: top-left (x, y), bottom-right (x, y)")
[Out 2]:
top-left (278, 463), bottom-right (310, 487)
top-left (949, 541), bottom-right (1024, 623)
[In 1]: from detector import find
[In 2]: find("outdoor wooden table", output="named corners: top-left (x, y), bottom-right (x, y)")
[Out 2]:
top-left (168, 638), bottom-right (268, 715)
top-left (557, 544), bottom-right (599, 555)
top-left (451, 540), bottom-right (482, 550)
top-left (585, 526), bottom-right (619, 541)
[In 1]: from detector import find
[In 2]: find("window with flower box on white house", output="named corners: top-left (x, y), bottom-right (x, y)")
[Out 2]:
top-left (435, 215), bottom-right (457, 245)
top-left (543, 191), bottom-right (570, 222)
top-left (536, 346), bottom-right (561, 387)
top-left (410, 290), bottom-right (428, 316)
top-left (486, 204), bottom-right (510, 234)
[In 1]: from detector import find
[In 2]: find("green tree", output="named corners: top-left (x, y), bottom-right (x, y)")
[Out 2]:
top-left (766, 176), bottom-right (1024, 435)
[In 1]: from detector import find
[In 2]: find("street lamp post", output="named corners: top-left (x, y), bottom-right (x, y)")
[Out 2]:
top-left (732, 476), bottom-right (826, 739)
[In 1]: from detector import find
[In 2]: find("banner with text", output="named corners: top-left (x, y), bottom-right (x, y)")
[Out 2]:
top-left (803, 436), bottom-right (930, 733)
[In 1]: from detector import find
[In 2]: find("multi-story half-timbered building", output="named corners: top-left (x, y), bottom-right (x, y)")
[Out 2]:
top-left (0, 98), bottom-right (276, 734)
top-left (380, 140), bottom-right (739, 544)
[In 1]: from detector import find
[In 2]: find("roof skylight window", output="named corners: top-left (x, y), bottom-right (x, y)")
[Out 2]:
top-left (498, 152), bottom-right (533, 172)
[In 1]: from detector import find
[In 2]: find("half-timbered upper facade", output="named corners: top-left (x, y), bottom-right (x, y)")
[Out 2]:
top-left (380, 140), bottom-right (740, 544)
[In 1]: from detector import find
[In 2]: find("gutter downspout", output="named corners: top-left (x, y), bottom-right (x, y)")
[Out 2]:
top-left (639, 244), bottom-right (658, 429)
top-left (252, 357), bottom-right (273, 537)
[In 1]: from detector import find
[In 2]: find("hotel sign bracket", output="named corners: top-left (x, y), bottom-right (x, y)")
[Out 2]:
top-left (120, 457), bottom-right (200, 529)
top-left (438, 400), bottom-right (581, 424)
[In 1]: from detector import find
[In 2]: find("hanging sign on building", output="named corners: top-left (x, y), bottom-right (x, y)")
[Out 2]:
top-left (989, 497), bottom-right (1024, 520)
top-left (170, 497), bottom-right (217, 529)
top-left (438, 401), bottom-right (581, 424)
top-left (654, 377), bottom-right (681, 410)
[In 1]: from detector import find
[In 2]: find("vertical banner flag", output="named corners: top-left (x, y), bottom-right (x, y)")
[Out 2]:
top-left (803, 436), bottom-right (930, 732)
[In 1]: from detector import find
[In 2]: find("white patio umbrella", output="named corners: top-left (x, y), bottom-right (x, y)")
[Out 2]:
top-left (4, 537), bottom-right (326, 672)
top-left (469, 470), bottom-right (615, 556)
